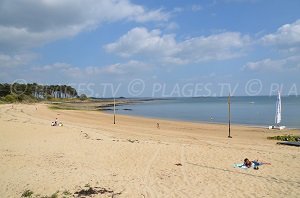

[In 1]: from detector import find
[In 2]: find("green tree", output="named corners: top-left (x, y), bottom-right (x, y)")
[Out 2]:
top-left (2, 94), bottom-right (17, 103)
top-left (0, 83), bottom-right (11, 97)
top-left (79, 94), bottom-right (88, 100)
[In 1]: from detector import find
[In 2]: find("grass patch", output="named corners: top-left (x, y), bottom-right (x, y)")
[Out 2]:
top-left (48, 105), bottom-right (78, 110)
top-left (267, 134), bottom-right (300, 142)
top-left (49, 191), bottom-right (59, 198)
top-left (62, 190), bottom-right (72, 196)
top-left (20, 186), bottom-right (120, 198)
top-left (20, 190), bottom-right (67, 198)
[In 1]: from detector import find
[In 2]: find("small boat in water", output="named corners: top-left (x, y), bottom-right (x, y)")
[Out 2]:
top-left (269, 92), bottom-right (286, 130)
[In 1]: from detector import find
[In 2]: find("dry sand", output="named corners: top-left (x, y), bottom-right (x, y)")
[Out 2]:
top-left (0, 103), bottom-right (299, 197)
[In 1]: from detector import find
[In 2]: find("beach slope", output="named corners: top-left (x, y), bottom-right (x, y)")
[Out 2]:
top-left (0, 104), bottom-right (299, 197)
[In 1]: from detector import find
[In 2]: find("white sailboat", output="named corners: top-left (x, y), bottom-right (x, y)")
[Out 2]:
top-left (269, 92), bottom-right (285, 130)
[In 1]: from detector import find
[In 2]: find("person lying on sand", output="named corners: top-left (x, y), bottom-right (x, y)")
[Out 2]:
top-left (243, 158), bottom-right (271, 170)
top-left (243, 158), bottom-right (252, 168)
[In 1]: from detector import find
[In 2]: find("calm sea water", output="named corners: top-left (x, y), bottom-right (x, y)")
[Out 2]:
top-left (115, 96), bottom-right (300, 129)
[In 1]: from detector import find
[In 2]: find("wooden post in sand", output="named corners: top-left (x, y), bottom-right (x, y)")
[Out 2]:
top-left (113, 98), bottom-right (116, 124)
top-left (228, 93), bottom-right (232, 138)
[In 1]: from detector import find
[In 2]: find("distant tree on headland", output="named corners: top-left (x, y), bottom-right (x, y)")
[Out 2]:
top-left (79, 94), bottom-right (88, 101)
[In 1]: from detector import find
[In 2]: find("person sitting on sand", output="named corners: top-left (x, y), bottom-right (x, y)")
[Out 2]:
top-left (51, 118), bottom-right (58, 126)
top-left (51, 120), bottom-right (63, 127)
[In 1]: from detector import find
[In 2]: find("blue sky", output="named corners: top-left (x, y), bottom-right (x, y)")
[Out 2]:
top-left (0, 0), bottom-right (300, 97)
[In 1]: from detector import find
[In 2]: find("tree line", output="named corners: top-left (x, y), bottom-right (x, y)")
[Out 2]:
top-left (0, 83), bottom-right (80, 102)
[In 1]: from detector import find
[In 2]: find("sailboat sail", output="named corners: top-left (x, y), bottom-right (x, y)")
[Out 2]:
top-left (275, 92), bottom-right (281, 125)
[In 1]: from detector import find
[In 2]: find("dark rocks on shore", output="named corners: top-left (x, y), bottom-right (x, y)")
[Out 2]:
top-left (99, 108), bottom-right (133, 111)
top-left (100, 108), bottom-right (114, 111)
top-left (127, 139), bottom-right (139, 143)
top-left (175, 163), bottom-right (182, 166)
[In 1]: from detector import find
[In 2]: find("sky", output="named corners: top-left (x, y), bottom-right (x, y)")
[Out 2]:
top-left (0, 0), bottom-right (300, 97)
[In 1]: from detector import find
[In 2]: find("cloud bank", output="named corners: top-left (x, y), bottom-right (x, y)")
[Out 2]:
top-left (0, 0), bottom-right (169, 52)
top-left (105, 27), bottom-right (251, 65)
top-left (262, 19), bottom-right (300, 53)
top-left (244, 55), bottom-right (300, 71)
top-left (246, 20), bottom-right (300, 72)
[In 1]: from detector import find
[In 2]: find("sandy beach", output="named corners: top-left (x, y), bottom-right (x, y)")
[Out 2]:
top-left (0, 103), bottom-right (299, 198)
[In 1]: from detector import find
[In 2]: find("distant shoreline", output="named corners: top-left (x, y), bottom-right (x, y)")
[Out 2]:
top-left (44, 99), bottom-right (300, 130)
top-left (2, 97), bottom-right (298, 129)
top-left (100, 97), bottom-right (300, 130)
top-left (109, 110), bottom-right (300, 130)
top-left (46, 98), bottom-right (163, 111)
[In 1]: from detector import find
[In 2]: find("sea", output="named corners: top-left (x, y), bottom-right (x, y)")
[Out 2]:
top-left (114, 96), bottom-right (300, 129)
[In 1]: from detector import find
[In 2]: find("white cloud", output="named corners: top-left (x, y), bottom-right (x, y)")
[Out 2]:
top-left (262, 19), bottom-right (300, 53)
top-left (0, 53), bottom-right (36, 67)
top-left (105, 27), bottom-right (179, 58)
top-left (165, 22), bottom-right (179, 31)
top-left (77, 60), bottom-right (151, 75)
top-left (0, 24), bottom-right (86, 52)
top-left (223, 0), bottom-right (259, 3)
top-left (100, 60), bottom-right (151, 74)
top-left (244, 55), bottom-right (300, 71)
top-left (32, 62), bottom-right (74, 71)
top-left (32, 62), bottom-right (82, 78)
top-left (31, 60), bottom-right (151, 78)
top-left (105, 27), bottom-right (251, 64)
top-left (191, 4), bottom-right (203, 12)
top-left (0, 0), bottom-right (169, 53)
top-left (131, 9), bottom-right (169, 22)
top-left (179, 32), bottom-right (250, 62)
top-left (173, 7), bottom-right (184, 13)
top-left (243, 19), bottom-right (300, 73)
